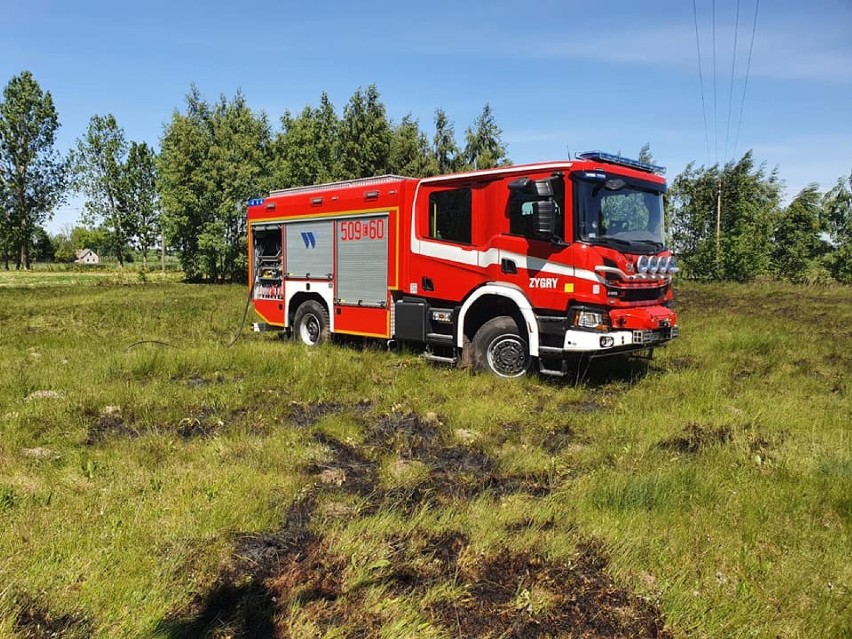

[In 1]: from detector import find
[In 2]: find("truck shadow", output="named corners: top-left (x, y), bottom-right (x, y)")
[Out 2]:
top-left (552, 352), bottom-right (657, 388)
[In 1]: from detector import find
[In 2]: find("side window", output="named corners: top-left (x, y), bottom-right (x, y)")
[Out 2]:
top-left (428, 188), bottom-right (472, 244)
top-left (508, 176), bottom-right (565, 239)
top-left (509, 192), bottom-right (536, 236)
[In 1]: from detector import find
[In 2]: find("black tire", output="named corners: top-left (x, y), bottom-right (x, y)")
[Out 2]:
top-left (292, 300), bottom-right (330, 346)
top-left (472, 316), bottom-right (530, 378)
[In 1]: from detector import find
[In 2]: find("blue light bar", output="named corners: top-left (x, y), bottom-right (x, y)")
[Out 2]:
top-left (247, 197), bottom-right (265, 207)
top-left (576, 151), bottom-right (666, 175)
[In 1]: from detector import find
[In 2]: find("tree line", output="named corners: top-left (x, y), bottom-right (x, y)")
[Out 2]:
top-left (1, 70), bottom-right (849, 283)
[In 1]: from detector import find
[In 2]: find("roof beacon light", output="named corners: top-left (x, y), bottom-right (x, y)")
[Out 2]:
top-left (576, 151), bottom-right (666, 175)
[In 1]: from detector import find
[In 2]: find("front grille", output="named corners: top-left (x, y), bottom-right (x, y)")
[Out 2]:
top-left (615, 286), bottom-right (666, 302)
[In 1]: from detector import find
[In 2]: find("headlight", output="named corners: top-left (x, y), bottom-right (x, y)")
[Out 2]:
top-left (636, 255), bottom-right (649, 274)
top-left (573, 310), bottom-right (608, 329)
top-left (648, 256), bottom-right (659, 274)
top-left (658, 256), bottom-right (670, 273)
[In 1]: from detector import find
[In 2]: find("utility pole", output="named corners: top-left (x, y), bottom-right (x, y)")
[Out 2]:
top-left (716, 176), bottom-right (722, 270)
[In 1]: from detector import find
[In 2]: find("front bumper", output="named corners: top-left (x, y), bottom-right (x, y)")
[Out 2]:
top-left (562, 325), bottom-right (678, 353)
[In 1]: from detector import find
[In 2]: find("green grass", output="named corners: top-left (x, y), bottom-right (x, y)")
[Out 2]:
top-left (0, 273), bottom-right (849, 637)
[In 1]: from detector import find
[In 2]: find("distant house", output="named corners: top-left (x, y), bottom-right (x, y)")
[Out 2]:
top-left (74, 249), bottom-right (100, 265)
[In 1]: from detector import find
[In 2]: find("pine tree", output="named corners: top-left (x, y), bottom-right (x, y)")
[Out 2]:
top-left (389, 114), bottom-right (435, 177)
top-left (638, 143), bottom-right (653, 164)
top-left (432, 108), bottom-right (461, 174)
top-left (338, 85), bottom-right (391, 180)
top-left (463, 104), bottom-right (509, 170)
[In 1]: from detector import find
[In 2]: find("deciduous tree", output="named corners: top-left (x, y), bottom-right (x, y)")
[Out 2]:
top-left (0, 71), bottom-right (66, 269)
top-left (73, 114), bottom-right (135, 267)
top-left (125, 142), bottom-right (159, 268)
top-left (667, 151), bottom-right (781, 281)
top-left (772, 185), bottom-right (828, 281)
top-left (159, 87), bottom-right (272, 281)
top-left (823, 171), bottom-right (852, 283)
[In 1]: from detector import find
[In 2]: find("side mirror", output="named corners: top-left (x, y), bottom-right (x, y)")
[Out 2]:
top-left (508, 177), bottom-right (554, 197)
top-left (532, 200), bottom-right (557, 237)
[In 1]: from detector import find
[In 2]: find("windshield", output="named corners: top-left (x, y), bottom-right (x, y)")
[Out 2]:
top-left (574, 177), bottom-right (665, 253)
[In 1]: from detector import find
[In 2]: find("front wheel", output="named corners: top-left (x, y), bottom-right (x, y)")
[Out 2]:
top-left (472, 316), bottom-right (530, 378)
top-left (292, 300), bottom-right (330, 346)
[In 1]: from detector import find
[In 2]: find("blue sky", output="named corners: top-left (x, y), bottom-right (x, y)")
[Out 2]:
top-left (3, 0), bottom-right (851, 233)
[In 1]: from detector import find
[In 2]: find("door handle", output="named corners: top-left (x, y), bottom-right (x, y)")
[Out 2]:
top-left (501, 259), bottom-right (517, 274)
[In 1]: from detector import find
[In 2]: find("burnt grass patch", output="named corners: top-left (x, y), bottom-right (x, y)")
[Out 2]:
top-left (365, 412), bottom-right (555, 509)
top-left (12, 594), bottom-right (93, 639)
top-left (425, 542), bottom-right (672, 639)
top-left (85, 412), bottom-right (141, 445)
top-left (288, 400), bottom-right (346, 428)
top-left (176, 406), bottom-right (223, 440)
top-left (659, 422), bottom-right (733, 454)
top-left (308, 432), bottom-right (378, 496)
top-left (158, 496), bottom-right (320, 639)
top-left (162, 407), bottom-right (670, 636)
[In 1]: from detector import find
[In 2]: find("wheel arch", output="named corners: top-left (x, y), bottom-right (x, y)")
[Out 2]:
top-left (457, 283), bottom-right (539, 357)
top-left (288, 292), bottom-right (329, 327)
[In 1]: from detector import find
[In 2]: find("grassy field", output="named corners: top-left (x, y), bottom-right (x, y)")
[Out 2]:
top-left (0, 274), bottom-right (849, 638)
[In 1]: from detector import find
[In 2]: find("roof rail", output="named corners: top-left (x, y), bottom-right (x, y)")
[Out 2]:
top-left (576, 151), bottom-right (666, 175)
top-left (269, 174), bottom-right (412, 196)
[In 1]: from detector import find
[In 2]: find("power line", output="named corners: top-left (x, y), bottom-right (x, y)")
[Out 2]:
top-left (733, 0), bottom-right (760, 159)
top-left (724, 0), bottom-right (741, 160)
top-left (692, 0), bottom-right (711, 163)
top-left (712, 0), bottom-right (718, 164)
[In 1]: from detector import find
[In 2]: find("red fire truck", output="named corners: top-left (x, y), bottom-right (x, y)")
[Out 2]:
top-left (247, 151), bottom-right (678, 378)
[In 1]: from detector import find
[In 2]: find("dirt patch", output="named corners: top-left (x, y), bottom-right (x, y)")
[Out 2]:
top-left (173, 406), bottom-right (224, 440)
top-left (746, 428), bottom-right (786, 465)
top-left (562, 398), bottom-right (606, 413)
top-left (667, 356), bottom-right (694, 372)
top-left (176, 419), bottom-right (218, 440)
top-left (12, 594), bottom-right (93, 639)
top-left (505, 517), bottom-right (557, 533)
top-left (659, 422), bottom-right (732, 454)
top-left (288, 401), bottom-right (346, 427)
top-left (541, 423), bottom-right (576, 455)
top-left (86, 413), bottom-right (141, 445)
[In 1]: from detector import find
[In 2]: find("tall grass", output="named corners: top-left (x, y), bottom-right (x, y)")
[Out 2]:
top-left (0, 273), bottom-right (849, 637)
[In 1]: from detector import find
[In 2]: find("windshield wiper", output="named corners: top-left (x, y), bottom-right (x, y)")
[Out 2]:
top-left (591, 237), bottom-right (664, 251)
top-left (634, 239), bottom-right (664, 249)
top-left (595, 237), bottom-right (632, 248)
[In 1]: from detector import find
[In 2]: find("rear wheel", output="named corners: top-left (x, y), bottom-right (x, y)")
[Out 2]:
top-left (472, 316), bottom-right (530, 378)
top-left (292, 300), bottom-right (329, 346)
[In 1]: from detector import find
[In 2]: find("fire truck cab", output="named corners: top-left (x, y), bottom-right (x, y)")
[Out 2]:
top-left (247, 152), bottom-right (678, 378)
